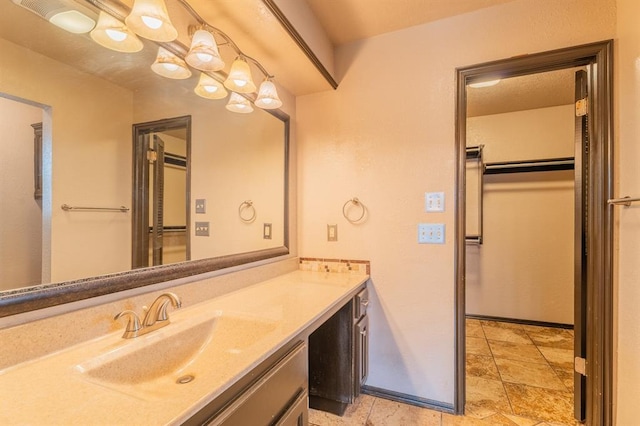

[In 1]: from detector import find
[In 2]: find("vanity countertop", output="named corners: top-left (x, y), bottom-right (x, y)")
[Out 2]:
top-left (0, 270), bottom-right (368, 425)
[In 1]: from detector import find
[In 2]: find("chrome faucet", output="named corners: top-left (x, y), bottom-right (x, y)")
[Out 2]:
top-left (114, 292), bottom-right (182, 339)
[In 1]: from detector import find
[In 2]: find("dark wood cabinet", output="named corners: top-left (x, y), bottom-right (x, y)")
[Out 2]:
top-left (308, 286), bottom-right (369, 415)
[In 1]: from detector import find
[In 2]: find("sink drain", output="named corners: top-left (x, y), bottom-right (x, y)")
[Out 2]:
top-left (176, 374), bottom-right (195, 385)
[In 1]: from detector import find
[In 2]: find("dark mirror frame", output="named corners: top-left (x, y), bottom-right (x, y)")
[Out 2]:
top-left (0, 110), bottom-right (290, 318)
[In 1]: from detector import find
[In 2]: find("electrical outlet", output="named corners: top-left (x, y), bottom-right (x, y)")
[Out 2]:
top-left (263, 223), bottom-right (272, 239)
top-left (195, 221), bottom-right (210, 236)
top-left (425, 192), bottom-right (445, 212)
top-left (418, 223), bottom-right (445, 244)
top-left (327, 224), bottom-right (338, 242)
top-left (195, 199), bottom-right (206, 214)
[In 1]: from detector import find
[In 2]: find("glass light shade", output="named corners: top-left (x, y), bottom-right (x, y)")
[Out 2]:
top-left (49, 10), bottom-right (95, 34)
top-left (185, 29), bottom-right (225, 71)
top-left (255, 80), bottom-right (282, 109)
top-left (194, 73), bottom-right (228, 100)
top-left (223, 58), bottom-right (256, 93)
top-left (125, 0), bottom-right (177, 42)
top-left (90, 12), bottom-right (143, 53)
top-left (151, 47), bottom-right (192, 79)
top-left (226, 92), bottom-right (253, 113)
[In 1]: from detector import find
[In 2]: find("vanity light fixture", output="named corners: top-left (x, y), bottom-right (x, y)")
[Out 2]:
top-left (125, 0), bottom-right (178, 42)
top-left (49, 9), bottom-right (96, 34)
top-left (226, 92), bottom-right (254, 114)
top-left (90, 12), bottom-right (143, 53)
top-left (43, 0), bottom-right (285, 112)
top-left (468, 79), bottom-right (501, 88)
top-left (185, 29), bottom-right (225, 71)
top-left (224, 57), bottom-right (257, 93)
top-left (194, 73), bottom-right (228, 100)
top-left (151, 47), bottom-right (192, 79)
top-left (255, 79), bottom-right (282, 109)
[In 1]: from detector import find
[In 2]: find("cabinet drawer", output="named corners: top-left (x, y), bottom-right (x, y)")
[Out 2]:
top-left (276, 391), bottom-right (308, 426)
top-left (208, 341), bottom-right (307, 426)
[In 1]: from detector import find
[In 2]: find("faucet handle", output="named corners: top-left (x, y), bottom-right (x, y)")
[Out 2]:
top-left (114, 310), bottom-right (142, 339)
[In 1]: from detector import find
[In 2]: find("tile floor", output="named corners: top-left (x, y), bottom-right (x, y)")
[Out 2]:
top-left (309, 319), bottom-right (579, 426)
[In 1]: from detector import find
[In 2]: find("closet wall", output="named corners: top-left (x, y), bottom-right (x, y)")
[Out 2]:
top-left (466, 104), bottom-right (575, 325)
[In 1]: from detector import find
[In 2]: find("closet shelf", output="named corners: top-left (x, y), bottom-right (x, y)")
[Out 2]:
top-left (484, 157), bottom-right (574, 175)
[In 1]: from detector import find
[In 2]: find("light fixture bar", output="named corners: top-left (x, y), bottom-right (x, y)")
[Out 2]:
top-left (177, 0), bottom-right (274, 79)
top-left (84, 0), bottom-right (281, 110)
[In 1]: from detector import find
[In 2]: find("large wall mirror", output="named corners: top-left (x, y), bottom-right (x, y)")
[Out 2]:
top-left (0, 0), bottom-right (289, 317)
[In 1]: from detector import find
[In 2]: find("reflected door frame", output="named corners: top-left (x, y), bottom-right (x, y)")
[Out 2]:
top-left (454, 40), bottom-right (613, 425)
top-left (132, 116), bottom-right (191, 269)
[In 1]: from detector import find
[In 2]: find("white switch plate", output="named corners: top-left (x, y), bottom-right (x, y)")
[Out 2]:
top-left (418, 223), bottom-right (445, 244)
top-left (327, 224), bottom-right (338, 242)
top-left (195, 221), bottom-right (210, 237)
top-left (195, 199), bottom-right (206, 214)
top-left (425, 192), bottom-right (445, 212)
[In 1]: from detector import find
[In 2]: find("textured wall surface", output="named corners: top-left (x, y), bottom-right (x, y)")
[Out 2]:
top-left (0, 38), bottom-right (133, 284)
top-left (297, 0), bottom-right (615, 404)
top-left (614, 0), bottom-right (640, 423)
top-left (0, 97), bottom-right (43, 290)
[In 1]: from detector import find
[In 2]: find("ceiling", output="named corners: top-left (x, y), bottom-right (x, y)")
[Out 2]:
top-left (302, 0), bottom-right (576, 116)
top-left (467, 68), bottom-right (580, 117)
top-left (1, 0), bottom-right (576, 115)
top-left (305, 0), bottom-right (519, 46)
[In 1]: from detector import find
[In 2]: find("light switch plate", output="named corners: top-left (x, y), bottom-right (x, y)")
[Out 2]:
top-left (195, 221), bottom-right (210, 236)
top-left (418, 223), bottom-right (445, 244)
top-left (425, 192), bottom-right (445, 212)
top-left (195, 199), bottom-right (206, 214)
top-left (327, 224), bottom-right (338, 242)
top-left (263, 223), bottom-right (272, 239)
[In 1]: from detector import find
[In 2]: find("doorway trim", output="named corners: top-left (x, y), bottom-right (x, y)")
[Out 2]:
top-left (132, 115), bottom-right (192, 269)
top-left (454, 40), bottom-right (613, 425)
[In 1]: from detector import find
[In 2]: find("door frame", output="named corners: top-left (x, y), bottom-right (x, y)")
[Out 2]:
top-left (454, 40), bottom-right (613, 425)
top-left (132, 115), bottom-right (192, 269)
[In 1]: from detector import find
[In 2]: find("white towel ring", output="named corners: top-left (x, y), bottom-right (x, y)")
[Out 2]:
top-left (238, 200), bottom-right (256, 223)
top-left (342, 197), bottom-right (366, 223)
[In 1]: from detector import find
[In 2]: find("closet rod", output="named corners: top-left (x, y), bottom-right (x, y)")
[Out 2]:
top-left (484, 157), bottom-right (574, 175)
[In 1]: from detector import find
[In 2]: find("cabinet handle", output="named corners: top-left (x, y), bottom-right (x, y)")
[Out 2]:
top-left (360, 329), bottom-right (367, 336)
top-left (361, 300), bottom-right (369, 307)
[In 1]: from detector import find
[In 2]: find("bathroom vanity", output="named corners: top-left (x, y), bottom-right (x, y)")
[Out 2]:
top-left (0, 270), bottom-right (368, 425)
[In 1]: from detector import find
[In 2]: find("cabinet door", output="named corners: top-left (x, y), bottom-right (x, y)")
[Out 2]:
top-left (355, 315), bottom-right (369, 393)
top-left (276, 391), bottom-right (308, 426)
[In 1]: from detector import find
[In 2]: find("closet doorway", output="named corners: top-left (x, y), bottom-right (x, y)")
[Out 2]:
top-left (454, 41), bottom-right (613, 426)
top-left (464, 66), bottom-right (581, 425)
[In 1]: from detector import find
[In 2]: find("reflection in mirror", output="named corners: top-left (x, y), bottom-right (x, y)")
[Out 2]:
top-left (132, 116), bottom-right (191, 269)
top-left (0, 96), bottom-right (46, 291)
top-left (0, 0), bottom-right (289, 316)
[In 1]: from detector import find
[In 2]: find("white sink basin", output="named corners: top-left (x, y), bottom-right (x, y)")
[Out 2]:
top-left (73, 311), bottom-right (278, 399)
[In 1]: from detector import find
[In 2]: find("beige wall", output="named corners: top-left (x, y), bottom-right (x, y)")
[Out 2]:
top-left (297, 0), bottom-right (615, 404)
top-left (466, 106), bottom-right (574, 324)
top-left (0, 97), bottom-right (43, 290)
top-left (0, 38), bottom-right (133, 284)
top-left (614, 0), bottom-right (640, 423)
